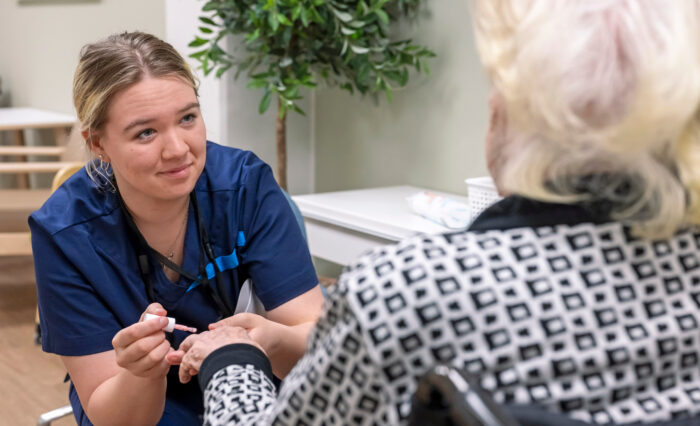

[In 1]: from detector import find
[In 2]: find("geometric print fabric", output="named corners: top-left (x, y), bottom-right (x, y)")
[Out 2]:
top-left (204, 222), bottom-right (700, 424)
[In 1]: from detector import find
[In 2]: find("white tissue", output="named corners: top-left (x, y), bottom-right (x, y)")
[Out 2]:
top-left (407, 192), bottom-right (471, 229)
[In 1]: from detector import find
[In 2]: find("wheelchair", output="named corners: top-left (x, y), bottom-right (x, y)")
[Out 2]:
top-left (408, 365), bottom-right (700, 426)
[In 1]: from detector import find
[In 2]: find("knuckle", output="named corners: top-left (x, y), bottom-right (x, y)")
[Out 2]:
top-left (136, 339), bottom-right (154, 354)
top-left (148, 350), bottom-right (163, 364)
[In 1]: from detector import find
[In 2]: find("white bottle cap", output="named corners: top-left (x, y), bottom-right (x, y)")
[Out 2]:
top-left (144, 313), bottom-right (175, 333)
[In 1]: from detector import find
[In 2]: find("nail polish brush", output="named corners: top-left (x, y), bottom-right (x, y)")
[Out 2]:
top-left (144, 313), bottom-right (198, 333)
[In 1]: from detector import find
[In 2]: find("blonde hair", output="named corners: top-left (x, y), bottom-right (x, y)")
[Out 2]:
top-left (473, 0), bottom-right (700, 237)
top-left (73, 31), bottom-right (199, 188)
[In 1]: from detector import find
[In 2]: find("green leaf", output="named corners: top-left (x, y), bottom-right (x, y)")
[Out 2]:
top-left (202, 1), bottom-right (224, 12)
top-left (300, 8), bottom-right (309, 27)
top-left (259, 89), bottom-right (272, 114)
top-left (347, 19), bottom-right (366, 29)
top-left (278, 14), bottom-right (292, 26)
top-left (252, 71), bottom-right (276, 79)
top-left (199, 16), bottom-right (216, 26)
top-left (292, 104), bottom-right (306, 116)
top-left (309, 6), bottom-right (324, 23)
top-left (421, 60), bottom-right (431, 74)
top-left (199, 26), bottom-right (213, 34)
top-left (340, 82), bottom-right (354, 94)
top-left (189, 48), bottom-right (209, 60)
top-left (332, 8), bottom-right (353, 23)
top-left (247, 79), bottom-right (269, 89)
top-left (375, 9), bottom-right (389, 25)
top-left (188, 37), bottom-right (208, 47)
top-left (245, 28), bottom-right (261, 42)
top-left (280, 57), bottom-right (293, 68)
top-left (341, 26), bottom-right (356, 36)
top-left (269, 12), bottom-right (280, 31)
top-left (377, 0), bottom-right (392, 9)
top-left (357, 63), bottom-right (370, 83)
top-left (292, 5), bottom-right (302, 22)
top-left (215, 63), bottom-right (232, 78)
top-left (350, 44), bottom-right (370, 55)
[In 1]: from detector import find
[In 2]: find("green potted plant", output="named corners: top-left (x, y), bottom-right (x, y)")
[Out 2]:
top-left (190, 0), bottom-right (435, 190)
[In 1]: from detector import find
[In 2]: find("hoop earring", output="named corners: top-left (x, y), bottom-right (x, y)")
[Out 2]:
top-left (97, 154), bottom-right (110, 172)
top-left (93, 153), bottom-right (115, 192)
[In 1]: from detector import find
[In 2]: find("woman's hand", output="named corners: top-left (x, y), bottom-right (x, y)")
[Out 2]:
top-left (111, 303), bottom-right (172, 379)
top-left (168, 326), bottom-right (264, 383)
top-left (209, 313), bottom-right (283, 358)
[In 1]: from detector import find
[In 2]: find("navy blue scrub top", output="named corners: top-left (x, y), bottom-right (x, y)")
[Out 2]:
top-left (29, 141), bottom-right (318, 425)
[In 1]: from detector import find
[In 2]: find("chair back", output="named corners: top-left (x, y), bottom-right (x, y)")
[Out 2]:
top-left (51, 163), bottom-right (83, 192)
top-left (282, 190), bottom-right (307, 241)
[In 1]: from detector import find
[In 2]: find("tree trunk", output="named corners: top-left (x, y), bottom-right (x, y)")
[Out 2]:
top-left (275, 97), bottom-right (287, 191)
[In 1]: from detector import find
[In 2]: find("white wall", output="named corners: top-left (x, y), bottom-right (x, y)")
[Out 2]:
top-left (313, 0), bottom-right (490, 196)
top-left (0, 0), bottom-right (165, 114)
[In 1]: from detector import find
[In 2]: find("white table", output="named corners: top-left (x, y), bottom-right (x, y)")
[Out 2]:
top-left (0, 107), bottom-right (77, 187)
top-left (292, 186), bottom-right (469, 265)
top-left (0, 107), bottom-right (76, 131)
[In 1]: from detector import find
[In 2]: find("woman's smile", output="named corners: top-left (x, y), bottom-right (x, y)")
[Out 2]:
top-left (160, 163), bottom-right (192, 179)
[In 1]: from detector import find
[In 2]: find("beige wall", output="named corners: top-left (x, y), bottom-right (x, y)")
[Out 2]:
top-left (313, 0), bottom-right (490, 196)
top-left (224, 81), bottom-right (314, 195)
top-left (0, 0), bottom-right (165, 115)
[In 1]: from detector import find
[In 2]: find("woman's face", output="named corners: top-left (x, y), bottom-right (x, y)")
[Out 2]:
top-left (90, 75), bottom-right (206, 205)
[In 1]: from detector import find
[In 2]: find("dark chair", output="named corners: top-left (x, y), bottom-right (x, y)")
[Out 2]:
top-left (409, 365), bottom-right (700, 426)
top-left (282, 189), bottom-right (307, 241)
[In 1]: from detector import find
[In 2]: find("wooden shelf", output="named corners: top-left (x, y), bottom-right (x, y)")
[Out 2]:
top-left (0, 232), bottom-right (32, 256)
top-left (0, 146), bottom-right (66, 156)
top-left (0, 189), bottom-right (52, 211)
top-left (0, 162), bottom-right (76, 174)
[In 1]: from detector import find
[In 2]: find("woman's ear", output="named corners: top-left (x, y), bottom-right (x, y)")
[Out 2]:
top-left (83, 129), bottom-right (109, 162)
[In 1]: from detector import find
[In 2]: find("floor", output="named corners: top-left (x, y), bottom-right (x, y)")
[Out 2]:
top-left (0, 256), bottom-right (75, 425)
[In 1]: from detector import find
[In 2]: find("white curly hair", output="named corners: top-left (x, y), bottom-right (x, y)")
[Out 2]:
top-left (473, 0), bottom-right (700, 237)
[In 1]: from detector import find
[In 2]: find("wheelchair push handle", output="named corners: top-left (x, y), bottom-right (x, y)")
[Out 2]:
top-left (408, 365), bottom-right (518, 426)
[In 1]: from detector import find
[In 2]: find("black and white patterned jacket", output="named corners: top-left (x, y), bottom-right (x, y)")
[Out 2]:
top-left (198, 196), bottom-right (700, 425)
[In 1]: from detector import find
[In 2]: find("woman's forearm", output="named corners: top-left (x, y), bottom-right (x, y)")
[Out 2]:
top-left (84, 369), bottom-right (167, 426)
top-left (268, 321), bottom-right (316, 378)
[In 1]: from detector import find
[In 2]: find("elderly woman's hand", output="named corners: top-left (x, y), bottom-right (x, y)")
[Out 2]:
top-left (208, 313), bottom-right (284, 358)
top-left (167, 326), bottom-right (265, 384)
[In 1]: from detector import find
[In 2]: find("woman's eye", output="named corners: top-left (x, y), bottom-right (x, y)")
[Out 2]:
top-left (137, 129), bottom-right (155, 140)
top-left (181, 113), bottom-right (196, 124)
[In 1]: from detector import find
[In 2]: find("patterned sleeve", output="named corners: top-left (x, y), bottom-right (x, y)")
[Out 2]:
top-left (200, 270), bottom-right (392, 425)
top-left (202, 364), bottom-right (277, 426)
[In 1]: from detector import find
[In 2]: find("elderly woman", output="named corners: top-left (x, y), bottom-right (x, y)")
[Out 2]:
top-left (169, 1), bottom-right (700, 424)
top-left (30, 32), bottom-right (323, 425)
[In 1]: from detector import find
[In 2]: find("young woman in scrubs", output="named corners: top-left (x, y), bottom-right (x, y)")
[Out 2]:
top-left (29, 31), bottom-right (323, 425)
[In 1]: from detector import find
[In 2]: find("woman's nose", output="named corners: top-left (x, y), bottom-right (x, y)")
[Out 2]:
top-left (162, 129), bottom-right (189, 159)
